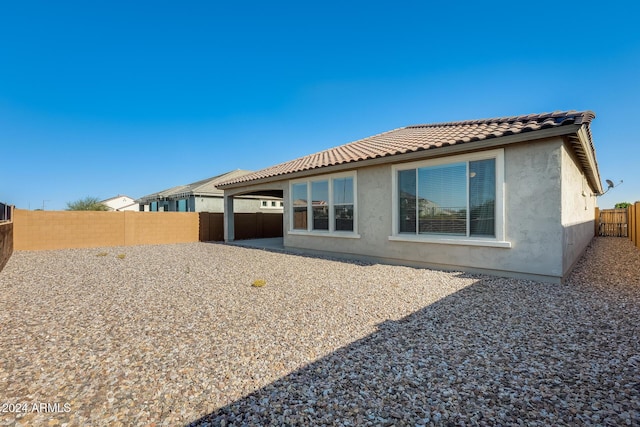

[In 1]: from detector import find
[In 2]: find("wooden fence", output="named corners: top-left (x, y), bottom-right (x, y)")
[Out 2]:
top-left (199, 212), bottom-right (283, 241)
top-left (629, 202), bottom-right (640, 249)
top-left (595, 203), bottom-right (640, 249)
top-left (596, 208), bottom-right (628, 237)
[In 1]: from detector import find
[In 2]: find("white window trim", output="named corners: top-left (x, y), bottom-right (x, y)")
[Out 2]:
top-left (289, 171), bottom-right (360, 238)
top-left (390, 148), bottom-right (510, 248)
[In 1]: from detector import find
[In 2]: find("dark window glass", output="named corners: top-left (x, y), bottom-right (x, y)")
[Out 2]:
top-left (292, 183), bottom-right (308, 230)
top-left (398, 169), bottom-right (416, 233)
top-left (312, 181), bottom-right (329, 230)
top-left (418, 163), bottom-right (467, 235)
top-left (334, 205), bottom-right (353, 231)
top-left (333, 177), bottom-right (354, 231)
top-left (469, 159), bottom-right (496, 237)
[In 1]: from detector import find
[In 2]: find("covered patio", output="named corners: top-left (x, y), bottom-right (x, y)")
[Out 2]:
top-left (221, 182), bottom-right (286, 243)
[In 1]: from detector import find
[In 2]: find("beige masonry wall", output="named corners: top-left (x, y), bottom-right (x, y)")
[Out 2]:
top-left (13, 209), bottom-right (199, 250)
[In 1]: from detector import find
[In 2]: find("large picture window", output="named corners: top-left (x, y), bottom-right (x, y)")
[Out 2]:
top-left (290, 173), bottom-right (357, 235)
top-left (394, 149), bottom-right (504, 244)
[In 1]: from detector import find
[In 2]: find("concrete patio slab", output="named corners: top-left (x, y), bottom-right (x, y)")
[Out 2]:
top-left (228, 237), bottom-right (284, 251)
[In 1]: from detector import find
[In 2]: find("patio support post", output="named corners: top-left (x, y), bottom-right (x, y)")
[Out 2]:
top-left (224, 194), bottom-right (235, 242)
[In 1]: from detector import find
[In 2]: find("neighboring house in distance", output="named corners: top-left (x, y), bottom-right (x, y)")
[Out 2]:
top-left (137, 170), bottom-right (283, 213)
top-left (218, 110), bottom-right (603, 283)
top-left (101, 195), bottom-right (139, 211)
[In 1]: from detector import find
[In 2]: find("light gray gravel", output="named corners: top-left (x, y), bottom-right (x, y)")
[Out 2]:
top-left (0, 237), bottom-right (639, 426)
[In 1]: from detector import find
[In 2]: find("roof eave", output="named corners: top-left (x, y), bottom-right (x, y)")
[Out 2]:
top-left (571, 125), bottom-right (604, 194)
top-left (219, 124), bottom-right (585, 189)
top-left (190, 192), bottom-right (223, 198)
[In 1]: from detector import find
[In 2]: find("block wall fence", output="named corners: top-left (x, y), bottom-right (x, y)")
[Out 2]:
top-left (11, 210), bottom-right (283, 251)
top-left (13, 209), bottom-right (199, 250)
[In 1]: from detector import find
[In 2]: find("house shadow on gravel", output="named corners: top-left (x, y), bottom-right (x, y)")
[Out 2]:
top-left (186, 269), bottom-right (640, 426)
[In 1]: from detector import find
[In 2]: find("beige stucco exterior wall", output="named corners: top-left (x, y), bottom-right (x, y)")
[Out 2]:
top-left (281, 138), bottom-right (572, 282)
top-left (194, 196), bottom-right (281, 214)
top-left (142, 196), bottom-right (283, 214)
top-left (193, 196), bottom-right (224, 212)
top-left (103, 196), bottom-right (139, 211)
top-left (560, 142), bottom-right (598, 275)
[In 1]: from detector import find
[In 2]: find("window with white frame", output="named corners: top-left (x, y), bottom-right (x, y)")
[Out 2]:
top-left (333, 177), bottom-right (354, 231)
top-left (290, 172), bottom-right (356, 234)
top-left (393, 149), bottom-right (504, 242)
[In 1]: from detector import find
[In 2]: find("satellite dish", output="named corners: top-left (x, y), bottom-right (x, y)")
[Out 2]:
top-left (600, 179), bottom-right (623, 195)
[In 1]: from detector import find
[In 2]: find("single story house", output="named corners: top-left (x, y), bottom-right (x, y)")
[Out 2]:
top-left (100, 195), bottom-right (140, 211)
top-left (218, 111), bottom-right (603, 283)
top-left (137, 170), bottom-right (283, 213)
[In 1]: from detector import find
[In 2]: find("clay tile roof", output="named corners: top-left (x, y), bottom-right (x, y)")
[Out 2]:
top-left (219, 110), bottom-right (595, 187)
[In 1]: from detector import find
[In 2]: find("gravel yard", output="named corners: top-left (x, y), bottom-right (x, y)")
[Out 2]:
top-left (1, 238), bottom-right (639, 426)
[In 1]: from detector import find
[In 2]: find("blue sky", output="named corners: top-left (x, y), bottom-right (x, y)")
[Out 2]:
top-left (1, 1), bottom-right (638, 210)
